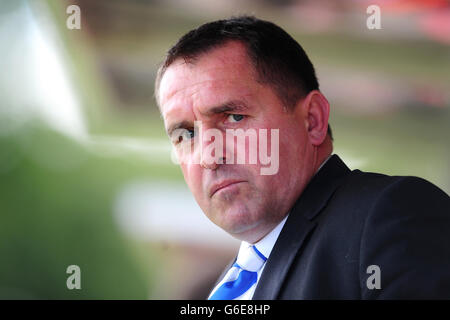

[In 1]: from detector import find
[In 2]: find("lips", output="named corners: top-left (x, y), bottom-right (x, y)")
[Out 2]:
top-left (210, 180), bottom-right (246, 197)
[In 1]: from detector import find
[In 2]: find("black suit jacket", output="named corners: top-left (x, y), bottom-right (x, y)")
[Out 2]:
top-left (213, 154), bottom-right (450, 299)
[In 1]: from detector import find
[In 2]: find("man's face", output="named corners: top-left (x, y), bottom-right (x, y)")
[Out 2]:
top-left (158, 41), bottom-right (315, 242)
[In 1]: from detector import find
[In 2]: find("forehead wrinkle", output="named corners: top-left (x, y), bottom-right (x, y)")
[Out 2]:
top-left (161, 57), bottom-right (258, 109)
top-left (161, 78), bottom-right (215, 109)
top-left (161, 47), bottom-right (263, 129)
top-left (163, 64), bottom-right (256, 104)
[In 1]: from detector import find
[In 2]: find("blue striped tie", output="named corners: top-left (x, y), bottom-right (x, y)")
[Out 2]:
top-left (209, 245), bottom-right (267, 300)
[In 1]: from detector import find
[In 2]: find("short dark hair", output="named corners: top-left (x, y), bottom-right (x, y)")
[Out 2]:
top-left (155, 15), bottom-right (332, 139)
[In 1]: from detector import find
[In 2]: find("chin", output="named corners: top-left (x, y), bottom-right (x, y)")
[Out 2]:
top-left (214, 204), bottom-right (261, 235)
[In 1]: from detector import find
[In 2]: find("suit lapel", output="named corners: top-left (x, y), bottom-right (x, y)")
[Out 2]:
top-left (252, 154), bottom-right (351, 299)
top-left (252, 215), bottom-right (317, 299)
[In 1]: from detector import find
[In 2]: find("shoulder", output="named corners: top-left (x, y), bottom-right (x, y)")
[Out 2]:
top-left (336, 169), bottom-right (449, 213)
top-left (348, 173), bottom-right (450, 298)
top-left (331, 171), bottom-right (450, 242)
top-left (313, 170), bottom-right (450, 240)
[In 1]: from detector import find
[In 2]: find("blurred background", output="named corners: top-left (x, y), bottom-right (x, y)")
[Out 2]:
top-left (0, 0), bottom-right (449, 299)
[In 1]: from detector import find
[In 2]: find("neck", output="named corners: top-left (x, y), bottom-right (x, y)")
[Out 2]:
top-left (313, 135), bottom-right (333, 174)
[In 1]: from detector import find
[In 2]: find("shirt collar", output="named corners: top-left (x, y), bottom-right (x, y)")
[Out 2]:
top-left (316, 154), bottom-right (332, 174)
top-left (239, 214), bottom-right (289, 261)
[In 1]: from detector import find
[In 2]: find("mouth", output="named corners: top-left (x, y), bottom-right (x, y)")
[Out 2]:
top-left (210, 180), bottom-right (246, 197)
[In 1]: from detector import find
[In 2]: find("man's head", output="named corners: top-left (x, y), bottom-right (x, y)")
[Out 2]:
top-left (156, 16), bottom-right (332, 243)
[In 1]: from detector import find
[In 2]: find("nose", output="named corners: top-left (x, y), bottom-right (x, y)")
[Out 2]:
top-left (200, 142), bottom-right (226, 169)
top-left (200, 157), bottom-right (224, 170)
top-left (199, 127), bottom-right (227, 170)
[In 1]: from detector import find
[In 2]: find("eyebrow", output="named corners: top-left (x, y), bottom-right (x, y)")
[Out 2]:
top-left (166, 100), bottom-right (249, 136)
top-left (204, 100), bottom-right (249, 116)
top-left (166, 120), bottom-right (193, 137)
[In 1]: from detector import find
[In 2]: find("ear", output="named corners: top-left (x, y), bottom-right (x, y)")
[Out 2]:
top-left (302, 90), bottom-right (330, 146)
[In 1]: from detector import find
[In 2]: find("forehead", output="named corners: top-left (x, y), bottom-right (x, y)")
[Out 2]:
top-left (158, 41), bottom-right (259, 119)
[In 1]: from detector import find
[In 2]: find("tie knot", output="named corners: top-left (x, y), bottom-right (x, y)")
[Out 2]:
top-left (235, 245), bottom-right (267, 272)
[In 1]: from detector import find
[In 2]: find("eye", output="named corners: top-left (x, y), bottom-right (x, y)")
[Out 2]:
top-left (172, 128), bottom-right (195, 145)
top-left (227, 114), bottom-right (245, 123)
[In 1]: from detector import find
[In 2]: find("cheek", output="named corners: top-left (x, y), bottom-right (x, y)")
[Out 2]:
top-left (181, 163), bottom-right (203, 197)
top-left (272, 126), bottom-right (306, 178)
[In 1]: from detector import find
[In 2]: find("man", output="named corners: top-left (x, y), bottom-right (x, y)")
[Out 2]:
top-left (155, 16), bottom-right (450, 299)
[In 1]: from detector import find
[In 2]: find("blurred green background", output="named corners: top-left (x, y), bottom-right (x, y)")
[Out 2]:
top-left (0, 0), bottom-right (449, 299)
